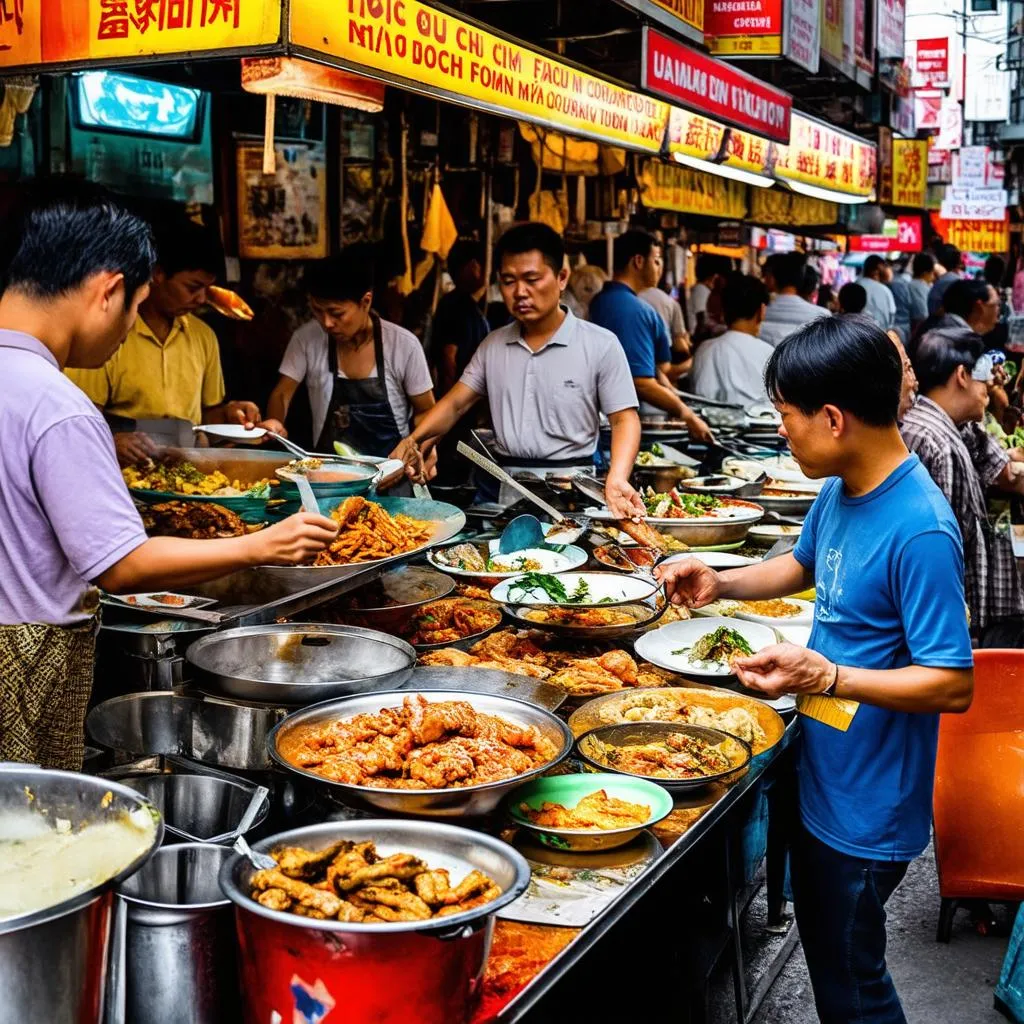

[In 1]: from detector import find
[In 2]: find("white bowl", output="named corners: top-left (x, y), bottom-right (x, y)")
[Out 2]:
top-left (491, 572), bottom-right (659, 608)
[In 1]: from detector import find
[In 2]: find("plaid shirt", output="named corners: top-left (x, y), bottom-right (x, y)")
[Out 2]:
top-left (901, 396), bottom-right (1024, 631)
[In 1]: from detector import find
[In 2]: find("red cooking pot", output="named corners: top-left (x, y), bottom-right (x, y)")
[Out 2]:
top-left (219, 820), bottom-right (530, 1024)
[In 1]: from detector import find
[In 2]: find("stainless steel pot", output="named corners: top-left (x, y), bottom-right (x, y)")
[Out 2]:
top-left (268, 689), bottom-right (574, 818)
top-left (108, 843), bottom-right (238, 1024)
top-left (219, 820), bottom-right (530, 1024)
top-left (0, 765), bottom-right (163, 1023)
top-left (186, 623), bottom-right (416, 705)
top-left (87, 692), bottom-right (286, 772)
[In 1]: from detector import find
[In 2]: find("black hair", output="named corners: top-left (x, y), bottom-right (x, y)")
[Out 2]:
top-left (911, 324), bottom-right (985, 393)
top-left (446, 238), bottom-right (485, 281)
top-left (838, 282), bottom-right (867, 314)
top-left (817, 285), bottom-right (836, 309)
top-left (613, 229), bottom-right (660, 274)
top-left (984, 255), bottom-right (1006, 289)
top-left (764, 314), bottom-right (901, 427)
top-left (303, 245), bottom-right (375, 303)
top-left (152, 217), bottom-right (223, 279)
top-left (772, 252), bottom-right (808, 291)
top-left (695, 254), bottom-right (717, 282)
top-left (912, 252), bottom-right (935, 278)
top-left (862, 254), bottom-right (885, 279)
top-left (494, 222), bottom-right (564, 274)
top-left (799, 265), bottom-right (819, 300)
top-left (722, 273), bottom-right (769, 325)
top-left (936, 242), bottom-right (962, 272)
top-left (942, 278), bottom-right (992, 319)
top-left (1, 179), bottom-right (155, 303)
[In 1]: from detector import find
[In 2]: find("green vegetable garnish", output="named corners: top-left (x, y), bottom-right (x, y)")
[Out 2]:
top-left (507, 572), bottom-right (569, 604)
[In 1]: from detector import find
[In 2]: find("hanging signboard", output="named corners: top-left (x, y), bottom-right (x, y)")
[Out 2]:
top-left (853, 0), bottom-right (874, 78)
top-left (915, 90), bottom-right (943, 132)
top-left (773, 112), bottom-right (877, 199)
top-left (784, 0), bottom-right (821, 72)
top-left (639, 160), bottom-right (747, 218)
top-left (614, 0), bottom-right (704, 43)
top-left (849, 215), bottom-right (922, 251)
top-left (291, 0), bottom-right (670, 154)
top-left (704, 0), bottom-right (784, 57)
top-left (930, 212), bottom-right (1009, 253)
top-left (892, 139), bottom-right (927, 208)
top-left (878, 127), bottom-right (893, 204)
top-left (820, 0), bottom-right (845, 69)
top-left (667, 107), bottom-right (771, 176)
top-left (940, 187), bottom-right (1008, 221)
top-left (0, 0), bottom-right (283, 69)
top-left (934, 97), bottom-right (963, 151)
top-left (912, 37), bottom-right (949, 88)
top-left (749, 188), bottom-right (838, 226)
top-left (875, 0), bottom-right (905, 61)
top-left (642, 28), bottom-right (792, 143)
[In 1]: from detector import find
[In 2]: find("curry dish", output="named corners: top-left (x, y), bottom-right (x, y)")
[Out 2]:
top-left (521, 606), bottom-right (639, 628)
top-left (420, 628), bottom-right (673, 695)
top-left (596, 692), bottom-right (766, 747)
top-left (403, 598), bottom-right (501, 646)
top-left (592, 731), bottom-right (736, 780)
top-left (314, 496), bottom-right (433, 565)
top-left (521, 789), bottom-right (650, 830)
top-left (140, 501), bottom-right (251, 539)
top-left (124, 459), bottom-right (274, 497)
top-left (250, 840), bottom-right (501, 923)
top-left (280, 694), bottom-right (559, 789)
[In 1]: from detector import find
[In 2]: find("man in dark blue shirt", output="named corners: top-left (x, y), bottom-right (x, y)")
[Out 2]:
top-left (590, 230), bottom-right (711, 441)
top-left (657, 316), bottom-right (973, 1024)
top-left (431, 239), bottom-right (490, 396)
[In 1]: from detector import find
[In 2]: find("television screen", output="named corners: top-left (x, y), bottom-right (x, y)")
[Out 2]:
top-left (75, 71), bottom-right (203, 140)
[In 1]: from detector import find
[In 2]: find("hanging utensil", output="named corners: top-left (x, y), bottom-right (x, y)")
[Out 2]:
top-left (456, 442), bottom-right (566, 522)
top-left (233, 834), bottom-right (275, 871)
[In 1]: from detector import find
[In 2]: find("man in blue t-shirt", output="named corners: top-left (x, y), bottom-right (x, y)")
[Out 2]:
top-left (590, 229), bottom-right (711, 442)
top-left (657, 315), bottom-right (973, 1023)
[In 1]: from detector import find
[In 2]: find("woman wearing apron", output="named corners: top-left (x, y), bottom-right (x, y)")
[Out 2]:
top-left (265, 250), bottom-right (436, 480)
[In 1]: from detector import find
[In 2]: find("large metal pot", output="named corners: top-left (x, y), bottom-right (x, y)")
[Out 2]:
top-left (186, 623), bottom-right (417, 705)
top-left (268, 689), bottom-right (574, 818)
top-left (0, 765), bottom-right (163, 1023)
top-left (219, 820), bottom-right (530, 1024)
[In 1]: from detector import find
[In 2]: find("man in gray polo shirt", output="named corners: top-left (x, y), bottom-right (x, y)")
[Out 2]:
top-left (396, 222), bottom-right (645, 517)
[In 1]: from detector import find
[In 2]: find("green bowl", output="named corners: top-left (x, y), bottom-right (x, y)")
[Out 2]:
top-left (505, 773), bottom-right (673, 852)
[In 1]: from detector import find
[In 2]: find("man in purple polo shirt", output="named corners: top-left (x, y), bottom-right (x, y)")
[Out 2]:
top-left (0, 185), bottom-right (338, 770)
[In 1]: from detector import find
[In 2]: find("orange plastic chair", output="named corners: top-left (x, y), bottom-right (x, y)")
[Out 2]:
top-left (933, 649), bottom-right (1024, 942)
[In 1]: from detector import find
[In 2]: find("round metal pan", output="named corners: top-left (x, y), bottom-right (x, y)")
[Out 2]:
top-left (186, 623), bottom-right (416, 706)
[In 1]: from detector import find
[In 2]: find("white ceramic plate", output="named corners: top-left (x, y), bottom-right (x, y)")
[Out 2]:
top-left (193, 423), bottom-right (267, 444)
top-left (660, 552), bottom-right (760, 570)
top-left (428, 544), bottom-right (588, 580)
top-left (748, 524), bottom-right (803, 542)
top-left (695, 597), bottom-right (814, 627)
top-left (587, 499), bottom-right (764, 527)
top-left (104, 592), bottom-right (216, 610)
top-left (491, 572), bottom-right (659, 608)
top-left (634, 616), bottom-right (776, 679)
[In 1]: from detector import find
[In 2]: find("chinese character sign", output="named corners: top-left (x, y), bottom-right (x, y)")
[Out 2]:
top-left (893, 139), bottom-right (927, 207)
top-left (773, 112), bottom-right (877, 199)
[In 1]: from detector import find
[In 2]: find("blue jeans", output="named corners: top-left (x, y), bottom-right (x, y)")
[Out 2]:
top-left (791, 824), bottom-right (910, 1024)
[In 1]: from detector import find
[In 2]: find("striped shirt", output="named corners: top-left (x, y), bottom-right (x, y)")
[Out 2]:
top-left (901, 396), bottom-right (1024, 631)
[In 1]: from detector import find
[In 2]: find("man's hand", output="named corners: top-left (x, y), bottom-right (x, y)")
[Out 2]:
top-left (605, 475), bottom-right (645, 519)
top-left (654, 556), bottom-right (721, 607)
top-left (258, 418), bottom-right (287, 438)
top-left (684, 413), bottom-right (715, 444)
top-left (114, 431), bottom-right (157, 468)
top-left (224, 401), bottom-right (263, 428)
top-left (251, 512), bottom-right (338, 565)
top-left (732, 643), bottom-right (835, 699)
top-left (389, 437), bottom-right (424, 481)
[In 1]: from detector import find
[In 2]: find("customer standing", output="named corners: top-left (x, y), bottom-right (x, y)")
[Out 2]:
top-left (689, 274), bottom-right (773, 406)
top-left (639, 283), bottom-right (691, 382)
top-left (687, 254), bottom-right (719, 337)
top-left (393, 222), bottom-right (646, 518)
top-left (858, 255), bottom-right (897, 331)
top-left (431, 239), bottom-right (490, 396)
top-left (589, 230), bottom-right (711, 439)
top-left (888, 258), bottom-right (913, 342)
top-left (902, 325), bottom-right (1024, 646)
top-left (657, 315), bottom-right (973, 1024)
top-left (759, 252), bottom-right (830, 347)
top-left (0, 186), bottom-right (338, 770)
top-left (928, 243), bottom-right (963, 315)
top-left (909, 253), bottom-right (936, 332)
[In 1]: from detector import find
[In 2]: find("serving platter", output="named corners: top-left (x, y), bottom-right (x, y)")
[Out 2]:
top-left (491, 572), bottom-right (660, 608)
top-left (693, 597), bottom-right (814, 628)
top-left (427, 541), bottom-right (588, 580)
top-left (634, 616), bottom-right (776, 679)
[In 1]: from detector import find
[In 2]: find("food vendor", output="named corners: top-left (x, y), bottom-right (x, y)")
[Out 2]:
top-left (657, 316), bottom-right (973, 1022)
top-left (0, 186), bottom-right (339, 771)
top-left (394, 222), bottom-right (646, 519)
top-left (66, 218), bottom-right (270, 466)
top-left (264, 246), bottom-right (436, 462)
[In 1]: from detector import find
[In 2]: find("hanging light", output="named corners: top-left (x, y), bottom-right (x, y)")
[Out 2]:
top-left (241, 57), bottom-right (385, 174)
top-left (672, 150), bottom-right (774, 188)
top-left (782, 179), bottom-right (872, 205)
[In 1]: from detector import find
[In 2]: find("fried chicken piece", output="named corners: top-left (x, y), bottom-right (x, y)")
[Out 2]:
top-left (335, 900), bottom-right (366, 923)
top-left (334, 853), bottom-right (426, 893)
top-left (616, 517), bottom-right (670, 551)
top-left (435, 884), bottom-right (502, 916)
top-left (418, 648), bottom-right (478, 667)
top-left (407, 740), bottom-right (477, 787)
top-left (546, 664), bottom-right (626, 696)
top-left (441, 870), bottom-right (493, 906)
top-left (359, 885), bottom-right (433, 920)
top-left (257, 888), bottom-right (292, 912)
top-left (414, 869), bottom-right (452, 907)
top-left (326, 841), bottom-right (377, 891)
top-left (334, 495), bottom-right (369, 527)
top-left (251, 869), bottom-right (343, 918)
top-left (405, 694), bottom-right (480, 744)
top-left (273, 840), bottom-right (352, 880)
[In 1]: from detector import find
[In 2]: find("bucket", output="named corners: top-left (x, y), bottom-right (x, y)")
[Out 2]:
top-left (108, 843), bottom-right (238, 1024)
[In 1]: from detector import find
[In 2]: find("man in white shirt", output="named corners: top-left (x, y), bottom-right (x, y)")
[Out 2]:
top-left (687, 254), bottom-right (722, 337)
top-left (690, 274), bottom-right (775, 406)
top-left (760, 253), bottom-right (831, 348)
top-left (859, 255), bottom-right (897, 332)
